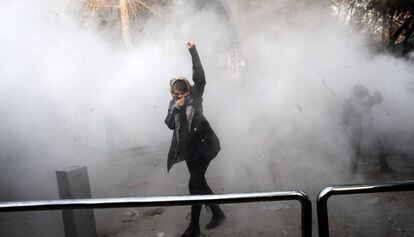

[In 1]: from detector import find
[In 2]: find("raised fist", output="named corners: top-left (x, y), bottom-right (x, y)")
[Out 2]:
top-left (187, 41), bottom-right (195, 49)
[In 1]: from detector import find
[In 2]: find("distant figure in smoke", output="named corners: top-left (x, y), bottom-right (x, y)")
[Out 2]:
top-left (342, 84), bottom-right (392, 173)
top-left (165, 41), bottom-right (225, 237)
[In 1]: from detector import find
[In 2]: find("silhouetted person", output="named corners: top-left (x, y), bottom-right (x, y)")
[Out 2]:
top-left (165, 41), bottom-right (225, 237)
top-left (343, 84), bottom-right (392, 173)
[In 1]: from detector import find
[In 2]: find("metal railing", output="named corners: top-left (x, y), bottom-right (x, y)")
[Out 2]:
top-left (0, 191), bottom-right (312, 237)
top-left (317, 180), bottom-right (414, 237)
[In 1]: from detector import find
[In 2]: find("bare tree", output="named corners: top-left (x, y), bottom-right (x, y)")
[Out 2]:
top-left (331, 0), bottom-right (414, 55)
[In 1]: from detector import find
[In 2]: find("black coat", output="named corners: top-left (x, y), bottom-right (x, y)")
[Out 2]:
top-left (165, 47), bottom-right (221, 171)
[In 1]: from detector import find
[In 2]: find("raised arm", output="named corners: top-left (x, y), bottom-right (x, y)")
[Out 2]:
top-left (187, 41), bottom-right (206, 97)
top-left (366, 91), bottom-right (383, 110)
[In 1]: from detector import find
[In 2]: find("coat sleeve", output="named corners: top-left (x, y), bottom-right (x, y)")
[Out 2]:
top-left (165, 100), bottom-right (176, 130)
top-left (189, 46), bottom-right (206, 98)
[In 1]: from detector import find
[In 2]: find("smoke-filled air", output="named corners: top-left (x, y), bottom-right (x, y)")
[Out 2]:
top-left (1, 0), bottom-right (413, 236)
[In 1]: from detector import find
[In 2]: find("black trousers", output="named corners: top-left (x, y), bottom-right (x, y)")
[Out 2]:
top-left (185, 158), bottom-right (220, 226)
top-left (350, 129), bottom-right (389, 172)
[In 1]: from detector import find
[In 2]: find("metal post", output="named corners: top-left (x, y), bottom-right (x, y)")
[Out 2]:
top-left (297, 191), bottom-right (313, 237)
top-left (56, 166), bottom-right (97, 237)
top-left (317, 187), bottom-right (332, 237)
top-left (317, 180), bottom-right (414, 237)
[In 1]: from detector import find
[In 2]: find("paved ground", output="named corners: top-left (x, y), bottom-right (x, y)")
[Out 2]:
top-left (104, 148), bottom-right (414, 237)
top-left (1, 145), bottom-right (413, 237)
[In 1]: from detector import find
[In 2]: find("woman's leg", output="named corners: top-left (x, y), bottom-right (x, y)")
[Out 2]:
top-left (180, 158), bottom-right (210, 236)
top-left (185, 159), bottom-right (211, 226)
top-left (185, 159), bottom-right (225, 231)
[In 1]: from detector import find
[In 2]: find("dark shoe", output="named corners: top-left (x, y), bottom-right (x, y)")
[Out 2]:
top-left (205, 210), bottom-right (225, 230)
top-left (180, 224), bottom-right (200, 237)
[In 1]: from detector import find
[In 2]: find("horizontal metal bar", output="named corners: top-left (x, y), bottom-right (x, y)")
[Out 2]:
top-left (317, 180), bottom-right (414, 237)
top-left (0, 191), bottom-right (312, 237)
top-left (0, 191), bottom-right (303, 212)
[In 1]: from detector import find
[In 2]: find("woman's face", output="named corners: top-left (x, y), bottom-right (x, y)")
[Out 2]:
top-left (173, 89), bottom-right (187, 99)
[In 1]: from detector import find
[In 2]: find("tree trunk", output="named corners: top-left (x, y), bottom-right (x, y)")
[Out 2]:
top-left (119, 0), bottom-right (132, 47)
top-left (390, 14), bottom-right (414, 45)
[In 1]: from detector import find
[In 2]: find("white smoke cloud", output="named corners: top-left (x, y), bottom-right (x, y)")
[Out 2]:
top-left (0, 0), bottom-right (413, 235)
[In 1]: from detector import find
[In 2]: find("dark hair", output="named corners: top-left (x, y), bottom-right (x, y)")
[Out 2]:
top-left (352, 84), bottom-right (368, 98)
top-left (172, 80), bottom-right (189, 92)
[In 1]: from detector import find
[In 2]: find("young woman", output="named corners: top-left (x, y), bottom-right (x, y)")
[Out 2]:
top-left (165, 41), bottom-right (225, 237)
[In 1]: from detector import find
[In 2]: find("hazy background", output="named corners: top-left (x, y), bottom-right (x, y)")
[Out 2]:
top-left (0, 0), bottom-right (413, 236)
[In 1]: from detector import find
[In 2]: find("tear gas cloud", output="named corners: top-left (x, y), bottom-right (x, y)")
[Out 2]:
top-left (0, 0), bottom-right (413, 223)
